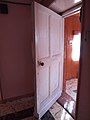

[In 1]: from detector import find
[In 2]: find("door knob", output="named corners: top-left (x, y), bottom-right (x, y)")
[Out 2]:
top-left (40, 62), bottom-right (44, 66)
top-left (38, 61), bottom-right (44, 66)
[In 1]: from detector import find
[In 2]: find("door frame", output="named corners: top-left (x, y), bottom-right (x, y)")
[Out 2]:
top-left (61, 3), bottom-right (82, 90)
top-left (62, 2), bottom-right (82, 120)
top-left (62, 11), bottom-right (81, 91)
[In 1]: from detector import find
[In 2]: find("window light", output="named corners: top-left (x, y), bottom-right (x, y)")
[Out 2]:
top-left (72, 33), bottom-right (81, 61)
top-left (74, 0), bottom-right (81, 3)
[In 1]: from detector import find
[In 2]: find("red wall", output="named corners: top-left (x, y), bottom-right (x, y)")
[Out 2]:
top-left (64, 13), bottom-right (81, 80)
top-left (0, 3), bottom-right (34, 100)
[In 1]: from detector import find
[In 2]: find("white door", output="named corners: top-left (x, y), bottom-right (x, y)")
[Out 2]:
top-left (34, 2), bottom-right (64, 119)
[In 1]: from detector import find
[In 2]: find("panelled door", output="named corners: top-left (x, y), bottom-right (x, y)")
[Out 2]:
top-left (34, 2), bottom-right (64, 119)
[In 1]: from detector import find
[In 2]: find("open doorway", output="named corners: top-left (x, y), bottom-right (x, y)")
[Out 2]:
top-left (64, 12), bottom-right (81, 101)
top-left (58, 12), bottom-right (81, 118)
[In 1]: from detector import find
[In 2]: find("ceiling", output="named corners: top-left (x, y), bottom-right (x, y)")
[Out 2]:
top-left (49, 0), bottom-right (82, 13)
top-left (0, 0), bottom-right (82, 13)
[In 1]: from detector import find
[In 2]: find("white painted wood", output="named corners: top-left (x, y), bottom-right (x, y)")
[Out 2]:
top-left (34, 2), bottom-right (64, 119)
top-left (37, 10), bottom-right (49, 59)
top-left (62, 5), bottom-right (81, 18)
top-left (39, 67), bottom-right (49, 103)
top-left (50, 61), bottom-right (59, 93)
top-left (50, 16), bottom-right (61, 56)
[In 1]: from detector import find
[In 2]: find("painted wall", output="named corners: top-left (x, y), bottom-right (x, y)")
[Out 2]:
top-left (64, 13), bottom-right (81, 81)
top-left (76, 0), bottom-right (90, 120)
top-left (0, 3), bottom-right (34, 100)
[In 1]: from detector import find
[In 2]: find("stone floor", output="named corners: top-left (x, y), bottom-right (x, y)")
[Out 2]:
top-left (49, 102), bottom-right (74, 120)
top-left (22, 102), bottom-right (74, 120)
top-left (66, 78), bottom-right (78, 101)
top-left (0, 96), bottom-right (34, 117)
top-left (0, 79), bottom-right (77, 120)
top-left (57, 78), bottom-right (78, 118)
top-left (57, 92), bottom-right (75, 118)
top-left (0, 95), bottom-right (74, 120)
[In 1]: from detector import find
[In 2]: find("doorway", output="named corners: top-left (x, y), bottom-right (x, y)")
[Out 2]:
top-left (64, 12), bottom-right (81, 99)
top-left (58, 12), bottom-right (81, 118)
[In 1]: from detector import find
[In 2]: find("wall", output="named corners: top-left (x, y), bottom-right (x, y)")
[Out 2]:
top-left (76, 0), bottom-right (90, 120)
top-left (0, 3), bottom-right (34, 100)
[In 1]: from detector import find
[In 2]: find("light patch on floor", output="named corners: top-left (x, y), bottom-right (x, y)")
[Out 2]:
top-left (66, 79), bottom-right (78, 101)
top-left (49, 102), bottom-right (74, 120)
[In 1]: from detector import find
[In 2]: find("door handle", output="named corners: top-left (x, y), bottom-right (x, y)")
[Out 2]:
top-left (38, 61), bottom-right (44, 66)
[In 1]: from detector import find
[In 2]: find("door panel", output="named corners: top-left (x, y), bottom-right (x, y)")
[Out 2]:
top-left (34, 2), bottom-right (64, 118)
top-left (50, 61), bottom-right (59, 93)
top-left (50, 16), bottom-right (61, 56)
top-left (37, 10), bottom-right (49, 59)
top-left (39, 67), bottom-right (49, 103)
